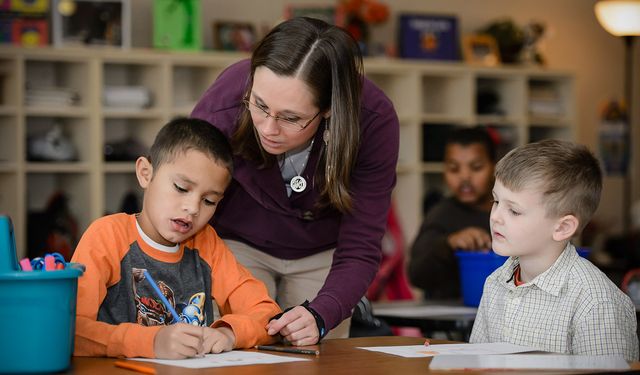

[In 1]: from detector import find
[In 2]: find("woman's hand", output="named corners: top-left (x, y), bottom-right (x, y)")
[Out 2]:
top-left (266, 306), bottom-right (319, 345)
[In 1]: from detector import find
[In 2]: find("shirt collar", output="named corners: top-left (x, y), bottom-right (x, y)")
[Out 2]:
top-left (498, 242), bottom-right (576, 296)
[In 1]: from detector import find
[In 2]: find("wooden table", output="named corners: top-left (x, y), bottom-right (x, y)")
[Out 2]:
top-left (65, 336), bottom-right (639, 374)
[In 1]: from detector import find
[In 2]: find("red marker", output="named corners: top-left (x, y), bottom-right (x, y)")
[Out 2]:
top-left (44, 254), bottom-right (56, 271)
top-left (19, 258), bottom-right (32, 271)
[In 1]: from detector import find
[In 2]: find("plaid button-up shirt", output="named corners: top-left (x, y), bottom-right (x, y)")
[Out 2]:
top-left (470, 243), bottom-right (639, 361)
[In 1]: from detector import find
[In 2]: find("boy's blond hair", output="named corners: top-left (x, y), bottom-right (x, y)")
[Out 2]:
top-left (495, 139), bottom-right (602, 232)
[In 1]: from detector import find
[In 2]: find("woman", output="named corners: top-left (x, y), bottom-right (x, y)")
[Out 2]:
top-left (191, 17), bottom-right (399, 345)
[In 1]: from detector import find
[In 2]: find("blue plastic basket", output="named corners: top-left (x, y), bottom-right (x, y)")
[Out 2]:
top-left (0, 215), bottom-right (84, 373)
top-left (455, 247), bottom-right (591, 307)
top-left (455, 251), bottom-right (508, 307)
top-left (576, 247), bottom-right (591, 259)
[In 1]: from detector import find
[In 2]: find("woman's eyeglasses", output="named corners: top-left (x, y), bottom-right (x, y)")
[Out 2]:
top-left (243, 99), bottom-right (320, 132)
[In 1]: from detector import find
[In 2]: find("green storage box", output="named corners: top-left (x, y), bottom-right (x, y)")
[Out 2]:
top-left (154, 0), bottom-right (201, 50)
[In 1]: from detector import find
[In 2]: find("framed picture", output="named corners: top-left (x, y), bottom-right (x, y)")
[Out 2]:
top-left (52, 0), bottom-right (130, 48)
top-left (213, 21), bottom-right (256, 52)
top-left (398, 13), bottom-right (460, 61)
top-left (463, 34), bottom-right (501, 66)
top-left (12, 18), bottom-right (48, 46)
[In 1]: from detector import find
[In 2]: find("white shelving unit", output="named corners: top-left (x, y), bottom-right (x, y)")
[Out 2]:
top-left (0, 46), bottom-right (574, 259)
top-left (365, 59), bottom-right (574, 243)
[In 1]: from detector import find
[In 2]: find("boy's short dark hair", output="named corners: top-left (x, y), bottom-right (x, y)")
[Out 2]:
top-left (445, 127), bottom-right (497, 162)
top-left (148, 117), bottom-right (233, 175)
top-left (495, 139), bottom-right (602, 232)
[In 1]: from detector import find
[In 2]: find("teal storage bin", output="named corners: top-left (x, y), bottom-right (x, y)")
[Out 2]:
top-left (0, 215), bottom-right (84, 373)
top-left (455, 251), bottom-right (507, 307)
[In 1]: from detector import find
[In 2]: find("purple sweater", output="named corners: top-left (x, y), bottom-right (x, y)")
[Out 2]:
top-left (191, 60), bottom-right (399, 330)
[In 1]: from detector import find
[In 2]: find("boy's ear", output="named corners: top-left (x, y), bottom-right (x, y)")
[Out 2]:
top-left (552, 214), bottom-right (579, 242)
top-left (135, 156), bottom-right (153, 188)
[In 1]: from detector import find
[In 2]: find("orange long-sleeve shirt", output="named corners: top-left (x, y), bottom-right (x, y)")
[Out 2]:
top-left (71, 213), bottom-right (281, 358)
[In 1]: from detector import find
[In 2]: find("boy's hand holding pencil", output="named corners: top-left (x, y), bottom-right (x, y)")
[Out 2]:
top-left (153, 325), bottom-right (235, 359)
top-left (153, 323), bottom-right (206, 359)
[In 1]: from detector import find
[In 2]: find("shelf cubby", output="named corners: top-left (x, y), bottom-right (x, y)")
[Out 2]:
top-left (26, 116), bottom-right (91, 163)
top-left (25, 58), bottom-right (90, 109)
top-left (0, 46), bottom-right (575, 257)
top-left (104, 172), bottom-right (142, 216)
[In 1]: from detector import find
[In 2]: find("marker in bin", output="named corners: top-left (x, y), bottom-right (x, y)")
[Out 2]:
top-left (19, 252), bottom-right (67, 271)
top-left (44, 254), bottom-right (56, 270)
top-left (19, 258), bottom-right (33, 271)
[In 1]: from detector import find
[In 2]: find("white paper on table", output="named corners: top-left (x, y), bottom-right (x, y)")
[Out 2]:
top-left (429, 354), bottom-right (630, 370)
top-left (132, 350), bottom-right (310, 368)
top-left (373, 305), bottom-right (477, 317)
top-left (358, 342), bottom-right (539, 358)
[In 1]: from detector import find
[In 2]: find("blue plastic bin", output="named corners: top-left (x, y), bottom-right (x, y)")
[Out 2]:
top-left (0, 216), bottom-right (84, 373)
top-left (456, 248), bottom-right (591, 307)
top-left (576, 247), bottom-right (591, 259)
top-left (455, 251), bottom-right (507, 307)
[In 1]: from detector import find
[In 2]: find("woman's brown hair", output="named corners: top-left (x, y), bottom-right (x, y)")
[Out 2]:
top-left (232, 17), bottom-right (363, 213)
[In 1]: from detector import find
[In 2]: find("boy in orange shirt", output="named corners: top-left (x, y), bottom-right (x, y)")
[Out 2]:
top-left (72, 117), bottom-right (281, 359)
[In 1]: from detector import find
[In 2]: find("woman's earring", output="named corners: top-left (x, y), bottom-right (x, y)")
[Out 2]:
top-left (323, 118), bottom-right (330, 146)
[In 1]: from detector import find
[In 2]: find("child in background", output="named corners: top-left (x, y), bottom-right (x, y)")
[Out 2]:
top-left (72, 117), bottom-right (281, 359)
top-left (409, 127), bottom-right (496, 299)
top-left (470, 139), bottom-right (638, 361)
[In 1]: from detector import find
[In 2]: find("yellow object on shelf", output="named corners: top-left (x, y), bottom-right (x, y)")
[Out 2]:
top-left (10, 0), bottom-right (49, 13)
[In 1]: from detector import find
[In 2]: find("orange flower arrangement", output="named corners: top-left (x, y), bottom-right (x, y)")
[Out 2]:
top-left (340, 0), bottom-right (389, 43)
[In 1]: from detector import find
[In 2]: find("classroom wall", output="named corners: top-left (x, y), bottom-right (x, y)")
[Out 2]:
top-left (130, 0), bottom-right (640, 237)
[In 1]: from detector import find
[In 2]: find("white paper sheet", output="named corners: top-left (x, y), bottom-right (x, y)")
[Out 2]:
top-left (429, 354), bottom-right (630, 370)
top-left (373, 305), bottom-right (477, 317)
top-left (358, 342), bottom-right (538, 358)
top-left (132, 350), bottom-right (310, 368)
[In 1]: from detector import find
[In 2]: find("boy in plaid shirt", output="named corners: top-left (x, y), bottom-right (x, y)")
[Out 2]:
top-left (470, 139), bottom-right (638, 361)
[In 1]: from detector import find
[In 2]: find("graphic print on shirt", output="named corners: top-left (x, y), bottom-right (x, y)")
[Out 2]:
top-left (177, 292), bottom-right (206, 325)
top-left (132, 267), bottom-right (206, 326)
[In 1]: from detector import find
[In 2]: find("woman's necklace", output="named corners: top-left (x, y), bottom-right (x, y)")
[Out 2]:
top-left (284, 138), bottom-right (314, 193)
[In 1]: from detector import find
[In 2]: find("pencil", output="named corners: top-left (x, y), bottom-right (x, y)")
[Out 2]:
top-left (114, 360), bottom-right (156, 374)
top-left (255, 345), bottom-right (320, 355)
top-left (143, 269), bottom-right (180, 323)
